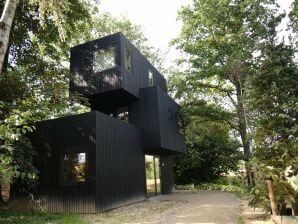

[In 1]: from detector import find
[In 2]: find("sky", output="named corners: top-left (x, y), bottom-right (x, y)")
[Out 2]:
top-left (98, 0), bottom-right (294, 67)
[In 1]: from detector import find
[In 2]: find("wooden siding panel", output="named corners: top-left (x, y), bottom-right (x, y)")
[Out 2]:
top-left (139, 86), bottom-right (161, 148)
top-left (95, 112), bottom-right (146, 212)
top-left (70, 32), bottom-right (167, 102)
top-left (140, 86), bottom-right (185, 153)
top-left (160, 155), bottom-right (175, 194)
top-left (10, 112), bottom-right (97, 213)
top-left (157, 87), bottom-right (186, 153)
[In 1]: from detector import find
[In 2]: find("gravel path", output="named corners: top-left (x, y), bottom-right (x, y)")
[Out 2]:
top-left (154, 191), bottom-right (241, 224)
top-left (85, 190), bottom-right (242, 224)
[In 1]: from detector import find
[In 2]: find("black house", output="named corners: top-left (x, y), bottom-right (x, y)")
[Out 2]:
top-left (11, 33), bottom-right (185, 213)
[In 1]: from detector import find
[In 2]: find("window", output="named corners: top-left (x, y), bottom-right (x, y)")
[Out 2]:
top-left (93, 46), bottom-right (115, 73)
top-left (124, 49), bottom-right (132, 72)
top-left (117, 107), bottom-right (129, 123)
top-left (61, 152), bottom-right (87, 185)
top-left (148, 70), bottom-right (154, 86)
top-left (168, 108), bottom-right (173, 120)
top-left (176, 111), bottom-right (184, 134)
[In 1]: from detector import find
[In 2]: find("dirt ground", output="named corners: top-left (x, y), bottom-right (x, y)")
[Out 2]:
top-left (84, 190), bottom-right (244, 224)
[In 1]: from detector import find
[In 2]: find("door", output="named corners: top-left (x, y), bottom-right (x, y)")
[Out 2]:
top-left (145, 155), bottom-right (161, 196)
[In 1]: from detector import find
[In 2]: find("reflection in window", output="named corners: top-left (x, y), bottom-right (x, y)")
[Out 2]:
top-left (148, 70), bottom-right (154, 86)
top-left (117, 107), bottom-right (129, 123)
top-left (124, 49), bottom-right (132, 72)
top-left (94, 46), bottom-right (115, 73)
top-left (176, 111), bottom-right (183, 134)
top-left (62, 152), bottom-right (86, 185)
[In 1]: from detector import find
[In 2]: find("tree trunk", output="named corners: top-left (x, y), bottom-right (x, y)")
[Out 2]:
top-left (0, 0), bottom-right (19, 75)
top-left (266, 177), bottom-right (277, 216)
top-left (1, 176), bottom-right (10, 202)
top-left (292, 196), bottom-right (298, 216)
top-left (236, 86), bottom-right (254, 186)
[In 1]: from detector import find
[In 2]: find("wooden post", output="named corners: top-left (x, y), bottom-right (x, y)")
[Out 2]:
top-left (266, 177), bottom-right (277, 216)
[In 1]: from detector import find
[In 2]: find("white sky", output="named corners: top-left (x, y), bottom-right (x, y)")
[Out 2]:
top-left (98, 0), bottom-right (294, 67)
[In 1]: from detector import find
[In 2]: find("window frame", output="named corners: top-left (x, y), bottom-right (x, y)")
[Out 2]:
top-left (116, 106), bottom-right (130, 123)
top-left (124, 48), bottom-right (132, 73)
top-left (93, 45), bottom-right (116, 73)
top-left (60, 151), bottom-right (88, 187)
top-left (148, 70), bottom-right (154, 86)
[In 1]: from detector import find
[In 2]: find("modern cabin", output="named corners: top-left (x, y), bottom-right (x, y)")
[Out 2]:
top-left (10, 33), bottom-right (186, 213)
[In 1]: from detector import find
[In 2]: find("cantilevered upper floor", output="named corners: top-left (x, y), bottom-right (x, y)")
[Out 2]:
top-left (70, 32), bottom-right (167, 107)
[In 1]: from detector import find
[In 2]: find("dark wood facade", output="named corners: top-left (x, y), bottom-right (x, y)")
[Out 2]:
top-left (11, 33), bottom-right (185, 213)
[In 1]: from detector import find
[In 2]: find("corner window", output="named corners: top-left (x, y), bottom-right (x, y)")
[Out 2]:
top-left (124, 49), bottom-right (132, 72)
top-left (148, 70), bottom-right (154, 86)
top-left (94, 46), bottom-right (115, 73)
top-left (61, 152), bottom-right (87, 185)
top-left (117, 107), bottom-right (129, 123)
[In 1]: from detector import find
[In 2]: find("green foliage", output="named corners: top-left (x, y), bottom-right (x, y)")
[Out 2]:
top-left (174, 101), bottom-right (242, 184)
top-left (0, 210), bottom-right (86, 224)
top-left (248, 43), bottom-right (298, 214)
top-left (170, 1), bottom-right (285, 188)
top-left (176, 176), bottom-right (248, 197)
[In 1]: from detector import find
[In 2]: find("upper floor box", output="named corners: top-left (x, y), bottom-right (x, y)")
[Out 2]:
top-left (140, 86), bottom-right (186, 154)
top-left (70, 33), bottom-right (167, 106)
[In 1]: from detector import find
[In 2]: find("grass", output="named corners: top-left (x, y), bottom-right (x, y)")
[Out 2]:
top-left (0, 210), bottom-right (87, 224)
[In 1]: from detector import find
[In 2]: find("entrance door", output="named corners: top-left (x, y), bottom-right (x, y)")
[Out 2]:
top-left (145, 155), bottom-right (161, 196)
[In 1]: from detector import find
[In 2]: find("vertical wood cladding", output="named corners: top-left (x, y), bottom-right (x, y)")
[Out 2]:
top-left (139, 86), bottom-right (186, 153)
top-left (11, 112), bottom-right (97, 213)
top-left (70, 32), bottom-right (167, 103)
top-left (95, 113), bottom-right (146, 212)
top-left (157, 87), bottom-right (186, 153)
top-left (13, 111), bottom-right (147, 213)
top-left (70, 34), bottom-right (122, 96)
top-left (160, 155), bottom-right (175, 194)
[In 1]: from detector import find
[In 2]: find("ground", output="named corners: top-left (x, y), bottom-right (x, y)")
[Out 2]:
top-left (0, 190), bottom-right (272, 224)
top-left (84, 190), bottom-right (247, 224)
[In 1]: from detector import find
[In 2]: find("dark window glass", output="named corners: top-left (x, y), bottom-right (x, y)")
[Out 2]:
top-left (148, 70), bottom-right (154, 86)
top-left (117, 107), bottom-right (129, 123)
top-left (124, 49), bottom-right (132, 72)
top-left (94, 46), bottom-right (115, 73)
top-left (168, 109), bottom-right (173, 120)
top-left (61, 152), bottom-right (86, 185)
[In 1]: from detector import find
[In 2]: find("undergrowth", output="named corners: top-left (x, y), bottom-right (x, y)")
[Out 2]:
top-left (176, 176), bottom-right (248, 198)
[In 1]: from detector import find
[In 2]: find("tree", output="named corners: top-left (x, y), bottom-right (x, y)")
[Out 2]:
top-left (0, 0), bottom-right (18, 74)
top-left (248, 43), bottom-right (298, 215)
top-left (174, 100), bottom-right (241, 184)
top-left (171, 0), bottom-right (283, 186)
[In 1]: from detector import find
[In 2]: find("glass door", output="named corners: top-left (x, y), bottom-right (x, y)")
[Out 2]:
top-left (145, 155), bottom-right (161, 196)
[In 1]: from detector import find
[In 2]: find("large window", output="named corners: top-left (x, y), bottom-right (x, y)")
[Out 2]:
top-left (148, 70), bottom-right (154, 86)
top-left (61, 152), bottom-right (87, 185)
top-left (145, 155), bottom-right (161, 196)
top-left (93, 46), bottom-right (115, 73)
top-left (124, 49), bottom-right (132, 72)
top-left (117, 107), bottom-right (129, 123)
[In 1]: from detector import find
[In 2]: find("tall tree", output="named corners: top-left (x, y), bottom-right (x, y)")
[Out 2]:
top-left (249, 43), bottom-right (298, 215)
top-left (174, 100), bottom-right (241, 184)
top-left (171, 0), bottom-right (283, 186)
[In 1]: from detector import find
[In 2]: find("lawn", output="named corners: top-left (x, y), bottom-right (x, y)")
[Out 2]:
top-left (0, 210), bottom-right (87, 224)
